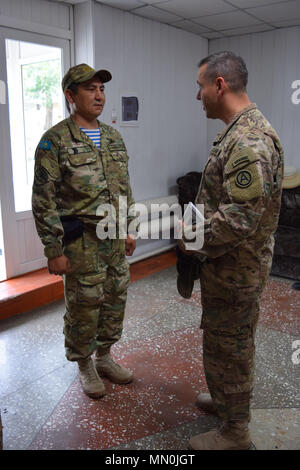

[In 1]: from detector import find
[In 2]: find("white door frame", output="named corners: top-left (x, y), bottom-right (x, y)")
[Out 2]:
top-left (0, 27), bottom-right (71, 279)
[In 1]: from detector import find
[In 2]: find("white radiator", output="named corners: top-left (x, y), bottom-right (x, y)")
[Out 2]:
top-left (128, 194), bottom-right (179, 264)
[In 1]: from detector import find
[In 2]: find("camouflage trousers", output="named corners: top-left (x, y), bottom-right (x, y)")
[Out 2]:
top-left (202, 310), bottom-right (258, 423)
top-left (199, 263), bottom-right (261, 423)
top-left (62, 230), bottom-right (130, 361)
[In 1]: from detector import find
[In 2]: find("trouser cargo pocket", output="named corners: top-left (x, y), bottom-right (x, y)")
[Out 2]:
top-left (65, 273), bottom-right (106, 306)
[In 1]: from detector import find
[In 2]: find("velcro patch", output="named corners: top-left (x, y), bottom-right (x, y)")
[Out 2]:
top-left (108, 142), bottom-right (126, 152)
top-left (67, 146), bottom-right (92, 155)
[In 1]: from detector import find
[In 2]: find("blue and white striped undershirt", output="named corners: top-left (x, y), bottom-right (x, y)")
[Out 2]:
top-left (80, 127), bottom-right (101, 148)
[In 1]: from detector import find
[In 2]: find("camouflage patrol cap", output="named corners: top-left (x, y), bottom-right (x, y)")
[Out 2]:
top-left (283, 165), bottom-right (300, 189)
top-left (62, 63), bottom-right (112, 92)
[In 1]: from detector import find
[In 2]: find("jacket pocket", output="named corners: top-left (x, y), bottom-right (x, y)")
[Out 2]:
top-left (67, 150), bottom-right (97, 166)
top-left (111, 150), bottom-right (128, 161)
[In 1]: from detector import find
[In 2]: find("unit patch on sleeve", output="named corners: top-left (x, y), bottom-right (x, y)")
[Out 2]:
top-left (225, 148), bottom-right (264, 202)
top-left (39, 140), bottom-right (52, 151)
top-left (235, 169), bottom-right (253, 188)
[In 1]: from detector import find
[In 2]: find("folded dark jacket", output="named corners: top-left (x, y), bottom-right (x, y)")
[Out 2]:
top-left (176, 245), bottom-right (201, 299)
top-left (60, 216), bottom-right (84, 245)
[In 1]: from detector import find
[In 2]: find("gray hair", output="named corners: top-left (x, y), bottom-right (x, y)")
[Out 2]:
top-left (199, 51), bottom-right (248, 93)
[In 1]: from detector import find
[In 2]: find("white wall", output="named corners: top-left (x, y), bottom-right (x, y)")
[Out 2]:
top-left (0, 0), bottom-right (72, 39)
top-left (208, 27), bottom-right (300, 170)
top-left (75, 1), bottom-right (208, 203)
top-left (74, 0), bottom-right (94, 68)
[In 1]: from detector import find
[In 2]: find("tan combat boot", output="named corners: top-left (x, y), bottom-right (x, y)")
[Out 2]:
top-left (196, 393), bottom-right (217, 414)
top-left (77, 357), bottom-right (106, 398)
top-left (95, 351), bottom-right (133, 384)
top-left (188, 421), bottom-right (251, 450)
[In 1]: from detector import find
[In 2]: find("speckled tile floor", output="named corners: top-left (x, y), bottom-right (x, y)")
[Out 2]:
top-left (0, 266), bottom-right (299, 450)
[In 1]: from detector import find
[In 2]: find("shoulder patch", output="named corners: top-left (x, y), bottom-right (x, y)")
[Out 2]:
top-left (39, 140), bottom-right (52, 151)
top-left (235, 169), bottom-right (252, 188)
top-left (228, 164), bottom-right (263, 202)
top-left (225, 147), bottom-right (264, 202)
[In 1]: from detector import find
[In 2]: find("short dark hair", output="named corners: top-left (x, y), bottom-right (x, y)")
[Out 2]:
top-left (65, 82), bottom-right (79, 113)
top-left (198, 51), bottom-right (248, 93)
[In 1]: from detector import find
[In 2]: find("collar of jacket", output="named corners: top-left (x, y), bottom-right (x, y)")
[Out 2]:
top-left (66, 116), bottom-right (103, 146)
top-left (213, 103), bottom-right (257, 145)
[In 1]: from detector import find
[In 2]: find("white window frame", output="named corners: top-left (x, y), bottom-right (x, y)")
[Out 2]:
top-left (0, 27), bottom-right (71, 279)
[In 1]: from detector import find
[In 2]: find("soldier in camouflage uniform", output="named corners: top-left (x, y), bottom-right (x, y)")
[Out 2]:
top-left (32, 64), bottom-right (136, 398)
top-left (179, 52), bottom-right (284, 449)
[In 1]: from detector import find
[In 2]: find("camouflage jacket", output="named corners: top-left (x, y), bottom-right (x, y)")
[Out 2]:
top-left (32, 117), bottom-right (135, 259)
top-left (195, 103), bottom-right (284, 290)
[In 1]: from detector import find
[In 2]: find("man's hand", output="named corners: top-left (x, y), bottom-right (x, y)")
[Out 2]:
top-left (177, 220), bottom-right (195, 256)
top-left (48, 254), bottom-right (71, 275)
top-left (178, 221), bottom-right (207, 262)
top-left (177, 238), bottom-right (195, 256)
top-left (125, 235), bottom-right (136, 256)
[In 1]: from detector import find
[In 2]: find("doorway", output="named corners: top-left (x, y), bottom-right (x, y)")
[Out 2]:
top-left (0, 29), bottom-right (70, 280)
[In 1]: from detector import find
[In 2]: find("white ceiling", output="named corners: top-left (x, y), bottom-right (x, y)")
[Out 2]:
top-left (55, 0), bottom-right (300, 39)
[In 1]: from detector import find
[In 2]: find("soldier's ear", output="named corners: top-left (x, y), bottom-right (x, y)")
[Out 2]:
top-left (216, 77), bottom-right (222, 91)
top-left (65, 89), bottom-right (74, 104)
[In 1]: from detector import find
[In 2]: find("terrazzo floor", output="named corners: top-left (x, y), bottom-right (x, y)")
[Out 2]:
top-left (0, 265), bottom-right (299, 451)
